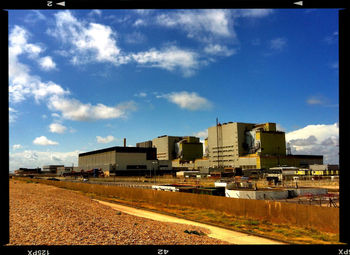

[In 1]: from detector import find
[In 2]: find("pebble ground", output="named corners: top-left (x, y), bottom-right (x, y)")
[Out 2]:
top-left (9, 180), bottom-right (228, 245)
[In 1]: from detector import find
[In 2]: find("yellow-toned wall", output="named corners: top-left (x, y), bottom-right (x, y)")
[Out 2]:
top-left (257, 131), bottom-right (286, 156)
top-left (264, 123), bottom-right (276, 131)
top-left (257, 155), bottom-right (323, 169)
top-left (181, 143), bottom-right (203, 161)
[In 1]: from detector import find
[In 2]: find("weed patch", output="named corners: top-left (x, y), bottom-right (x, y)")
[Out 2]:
top-left (184, 230), bottom-right (206, 236)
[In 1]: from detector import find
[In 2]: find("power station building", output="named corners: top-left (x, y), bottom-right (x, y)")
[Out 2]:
top-left (137, 135), bottom-right (204, 162)
top-left (78, 121), bottom-right (323, 176)
top-left (208, 122), bottom-right (323, 169)
top-left (78, 146), bottom-right (172, 176)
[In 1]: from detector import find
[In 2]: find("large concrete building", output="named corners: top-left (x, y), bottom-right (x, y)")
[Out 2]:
top-left (152, 135), bottom-right (203, 161)
top-left (78, 146), bottom-right (172, 176)
top-left (208, 122), bottom-right (323, 169)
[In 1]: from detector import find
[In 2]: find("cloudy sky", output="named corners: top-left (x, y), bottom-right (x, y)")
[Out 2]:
top-left (9, 9), bottom-right (339, 172)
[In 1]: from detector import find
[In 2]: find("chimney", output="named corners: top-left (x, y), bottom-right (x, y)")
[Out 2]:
top-left (123, 138), bottom-right (126, 147)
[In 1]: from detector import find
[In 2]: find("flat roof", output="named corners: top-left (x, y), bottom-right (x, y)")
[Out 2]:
top-left (79, 146), bottom-right (156, 157)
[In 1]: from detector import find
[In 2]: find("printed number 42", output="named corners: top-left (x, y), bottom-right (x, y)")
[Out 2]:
top-left (158, 249), bottom-right (169, 255)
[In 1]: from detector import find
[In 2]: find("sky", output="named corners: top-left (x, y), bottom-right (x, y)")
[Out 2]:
top-left (8, 9), bottom-right (340, 172)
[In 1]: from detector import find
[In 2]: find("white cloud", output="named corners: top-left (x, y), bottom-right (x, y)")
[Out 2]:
top-left (134, 92), bottom-right (147, 97)
top-left (131, 46), bottom-right (200, 77)
top-left (156, 9), bottom-right (234, 41)
top-left (51, 113), bottom-right (61, 118)
top-left (270, 37), bottom-right (287, 50)
top-left (49, 11), bottom-right (122, 65)
top-left (194, 129), bottom-right (208, 139)
top-left (204, 44), bottom-right (236, 56)
top-left (12, 144), bottom-right (23, 150)
top-left (9, 26), bottom-right (70, 104)
top-left (96, 135), bottom-right (115, 144)
top-left (88, 9), bottom-right (102, 17)
top-left (134, 9), bottom-right (154, 15)
top-left (9, 107), bottom-right (18, 123)
top-left (124, 32), bottom-right (146, 44)
top-left (158, 91), bottom-right (212, 111)
top-left (235, 9), bottom-right (274, 18)
top-left (49, 123), bottom-right (67, 134)
top-left (306, 95), bottom-right (336, 107)
top-left (276, 123), bottom-right (285, 132)
top-left (24, 10), bottom-right (46, 24)
top-left (9, 25), bottom-right (137, 123)
top-left (286, 123), bottom-right (339, 164)
top-left (48, 96), bottom-right (137, 121)
top-left (39, 56), bottom-right (56, 70)
top-left (307, 96), bottom-right (325, 105)
top-left (33, 136), bottom-right (59, 146)
top-left (10, 150), bottom-right (80, 172)
top-left (133, 19), bottom-right (146, 26)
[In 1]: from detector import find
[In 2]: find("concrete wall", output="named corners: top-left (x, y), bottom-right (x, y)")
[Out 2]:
top-left (310, 164), bottom-right (339, 171)
top-left (238, 156), bottom-right (257, 169)
top-left (152, 136), bottom-right (183, 160)
top-left (225, 188), bottom-right (328, 200)
top-left (136, 141), bottom-right (153, 148)
top-left (158, 160), bottom-right (172, 170)
top-left (79, 150), bottom-right (161, 172)
top-left (195, 158), bottom-right (209, 170)
top-left (78, 150), bottom-right (116, 171)
top-left (294, 188), bottom-right (328, 196)
top-left (225, 189), bottom-right (289, 200)
top-left (116, 152), bottom-right (145, 169)
top-left (208, 122), bottom-right (241, 168)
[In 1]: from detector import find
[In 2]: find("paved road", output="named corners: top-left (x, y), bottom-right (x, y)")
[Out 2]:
top-left (94, 199), bottom-right (285, 245)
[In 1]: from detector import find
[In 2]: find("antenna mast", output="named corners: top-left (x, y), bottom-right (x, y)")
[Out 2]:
top-left (216, 117), bottom-right (220, 168)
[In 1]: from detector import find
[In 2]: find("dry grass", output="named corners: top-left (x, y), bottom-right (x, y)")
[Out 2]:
top-left (14, 177), bottom-right (340, 244)
top-left (93, 196), bottom-right (340, 244)
top-left (85, 176), bottom-right (339, 189)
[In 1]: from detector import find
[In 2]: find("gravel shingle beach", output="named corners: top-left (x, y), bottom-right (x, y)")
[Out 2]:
top-left (9, 180), bottom-right (227, 245)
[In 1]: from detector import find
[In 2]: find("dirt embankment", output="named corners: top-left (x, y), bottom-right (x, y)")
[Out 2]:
top-left (9, 180), bottom-right (227, 245)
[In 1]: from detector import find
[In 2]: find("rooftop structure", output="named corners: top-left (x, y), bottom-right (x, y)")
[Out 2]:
top-left (152, 135), bottom-right (203, 161)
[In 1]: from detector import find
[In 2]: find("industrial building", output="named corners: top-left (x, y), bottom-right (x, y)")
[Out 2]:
top-left (207, 121), bottom-right (323, 170)
top-left (136, 140), bottom-right (153, 148)
top-left (151, 135), bottom-right (203, 161)
top-left (14, 167), bottom-right (41, 175)
top-left (74, 121), bottom-right (323, 177)
top-left (309, 164), bottom-right (339, 176)
top-left (78, 145), bottom-right (172, 176)
top-left (42, 165), bottom-right (65, 174)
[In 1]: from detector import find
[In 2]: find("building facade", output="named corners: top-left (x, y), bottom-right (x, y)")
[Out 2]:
top-left (78, 146), bottom-right (173, 176)
top-left (42, 165), bottom-right (65, 174)
top-left (79, 146), bottom-right (157, 173)
top-left (152, 135), bottom-right (203, 161)
top-left (208, 122), bottom-right (322, 169)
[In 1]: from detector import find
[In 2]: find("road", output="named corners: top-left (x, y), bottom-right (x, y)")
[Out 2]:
top-left (94, 199), bottom-right (285, 245)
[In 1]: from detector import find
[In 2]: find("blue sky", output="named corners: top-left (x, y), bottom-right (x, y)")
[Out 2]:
top-left (9, 9), bottom-right (339, 171)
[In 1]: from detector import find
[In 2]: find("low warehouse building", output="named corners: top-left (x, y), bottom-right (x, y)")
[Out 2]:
top-left (78, 146), bottom-right (173, 176)
top-left (42, 165), bottom-right (64, 174)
